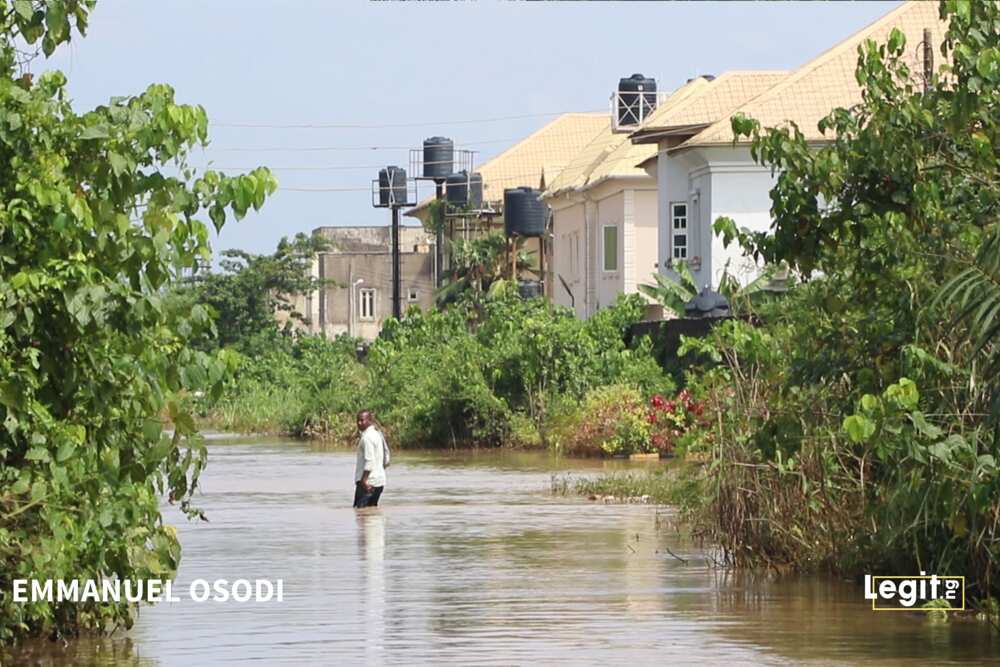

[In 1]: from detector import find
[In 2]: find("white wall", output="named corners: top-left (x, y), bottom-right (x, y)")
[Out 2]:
top-left (595, 190), bottom-right (624, 311)
top-left (657, 144), bottom-right (777, 291)
top-left (700, 146), bottom-right (777, 287)
top-left (550, 199), bottom-right (586, 318)
top-left (633, 189), bottom-right (660, 294)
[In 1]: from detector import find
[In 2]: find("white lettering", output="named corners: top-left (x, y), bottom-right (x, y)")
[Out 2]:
top-left (878, 580), bottom-right (896, 600)
top-left (124, 580), bottom-right (143, 603)
top-left (232, 579), bottom-right (251, 602)
top-left (165, 581), bottom-right (180, 602)
top-left (80, 579), bottom-right (100, 603)
top-left (189, 579), bottom-right (209, 602)
top-left (32, 579), bottom-right (52, 602)
top-left (12, 579), bottom-right (27, 602)
top-left (147, 580), bottom-right (163, 603)
top-left (277, 579), bottom-right (283, 602)
top-left (101, 578), bottom-right (120, 603)
top-left (863, 575), bottom-right (876, 600)
top-left (255, 579), bottom-right (273, 602)
top-left (57, 579), bottom-right (79, 602)
top-left (213, 579), bottom-right (230, 602)
top-left (898, 579), bottom-right (917, 607)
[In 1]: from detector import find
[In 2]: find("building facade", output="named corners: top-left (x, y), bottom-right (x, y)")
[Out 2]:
top-left (293, 225), bottom-right (436, 340)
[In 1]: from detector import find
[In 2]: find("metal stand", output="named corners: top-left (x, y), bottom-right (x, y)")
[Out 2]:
top-left (391, 206), bottom-right (401, 319)
top-left (435, 181), bottom-right (444, 288)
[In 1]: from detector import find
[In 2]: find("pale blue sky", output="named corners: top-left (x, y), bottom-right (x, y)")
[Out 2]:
top-left (44, 0), bottom-right (901, 257)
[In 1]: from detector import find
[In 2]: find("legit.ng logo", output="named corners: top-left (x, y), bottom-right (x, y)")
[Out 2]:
top-left (865, 573), bottom-right (965, 611)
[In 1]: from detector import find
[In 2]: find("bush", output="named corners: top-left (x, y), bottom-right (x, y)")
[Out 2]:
top-left (555, 385), bottom-right (651, 456)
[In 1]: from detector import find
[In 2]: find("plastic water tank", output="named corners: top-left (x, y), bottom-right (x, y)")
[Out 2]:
top-left (518, 280), bottom-right (544, 300)
top-left (422, 137), bottom-right (454, 180)
top-left (445, 171), bottom-right (485, 208)
top-left (378, 166), bottom-right (407, 207)
top-left (503, 187), bottom-right (546, 237)
top-left (616, 73), bottom-right (657, 126)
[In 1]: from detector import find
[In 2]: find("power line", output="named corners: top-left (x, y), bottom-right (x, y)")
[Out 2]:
top-left (210, 110), bottom-right (605, 130)
top-left (207, 137), bottom-right (518, 153)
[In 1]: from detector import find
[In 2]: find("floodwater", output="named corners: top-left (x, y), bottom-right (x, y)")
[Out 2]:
top-left (6, 436), bottom-right (999, 666)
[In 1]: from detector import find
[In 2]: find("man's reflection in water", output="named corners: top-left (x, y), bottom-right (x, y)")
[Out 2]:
top-left (357, 510), bottom-right (386, 659)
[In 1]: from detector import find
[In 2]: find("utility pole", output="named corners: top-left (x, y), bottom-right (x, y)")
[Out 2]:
top-left (391, 204), bottom-right (401, 319)
top-left (373, 166), bottom-right (413, 321)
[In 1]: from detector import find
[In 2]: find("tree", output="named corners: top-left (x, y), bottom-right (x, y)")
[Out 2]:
top-left (182, 232), bottom-right (331, 349)
top-left (0, 1), bottom-right (276, 638)
top-left (684, 0), bottom-right (1000, 600)
top-left (436, 232), bottom-right (534, 307)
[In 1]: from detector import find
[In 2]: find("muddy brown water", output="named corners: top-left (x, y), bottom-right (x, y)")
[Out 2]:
top-left (6, 435), bottom-right (999, 665)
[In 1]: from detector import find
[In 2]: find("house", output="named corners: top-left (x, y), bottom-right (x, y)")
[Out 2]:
top-left (405, 113), bottom-right (608, 293)
top-left (631, 0), bottom-right (946, 291)
top-left (292, 225), bottom-right (436, 340)
top-left (542, 77), bottom-right (720, 319)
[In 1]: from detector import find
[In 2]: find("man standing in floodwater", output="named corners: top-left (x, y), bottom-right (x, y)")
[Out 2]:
top-left (354, 410), bottom-right (389, 508)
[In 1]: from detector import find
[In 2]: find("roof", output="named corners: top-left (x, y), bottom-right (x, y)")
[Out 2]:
top-left (405, 112), bottom-right (607, 218)
top-left (544, 78), bottom-right (719, 196)
top-left (680, 0), bottom-right (947, 149)
top-left (629, 71), bottom-right (788, 144)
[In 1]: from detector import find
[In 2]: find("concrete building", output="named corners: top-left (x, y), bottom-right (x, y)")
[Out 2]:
top-left (294, 225), bottom-right (436, 340)
top-left (630, 0), bottom-right (944, 291)
top-left (542, 97), bottom-right (667, 319)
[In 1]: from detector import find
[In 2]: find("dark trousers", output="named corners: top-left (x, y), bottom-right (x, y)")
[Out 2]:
top-left (353, 482), bottom-right (384, 508)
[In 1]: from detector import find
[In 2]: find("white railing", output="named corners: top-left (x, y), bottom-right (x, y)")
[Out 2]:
top-left (610, 90), bottom-right (670, 132)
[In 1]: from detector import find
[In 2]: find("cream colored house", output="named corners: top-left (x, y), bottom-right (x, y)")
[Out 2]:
top-left (542, 77), bottom-right (761, 319)
top-left (542, 118), bottom-right (660, 318)
top-left (631, 0), bottom-right (946, 291)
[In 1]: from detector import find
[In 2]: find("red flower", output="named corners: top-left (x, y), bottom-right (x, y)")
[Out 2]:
top-left (647, 413), bottom-right (658, 424)
top-left (651, 395), bottom-right (665, 409)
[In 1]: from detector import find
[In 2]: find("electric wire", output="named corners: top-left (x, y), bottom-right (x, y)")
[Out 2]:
top-left (210, 110), bottom-right (605, 130)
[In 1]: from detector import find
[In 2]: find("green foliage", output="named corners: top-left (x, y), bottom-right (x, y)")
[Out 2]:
top-left (208, 285), bottom-right (673, 452)
top-left (178, 232), bottom-right (329, 349)
top-left (555, 385), bottom-right (652, 457)
top-left (203, 332), bottom-right (366, 438)
top-left (0, 1), bottom-right (276, 639)
top-left (436, 232), bottom-right (533, 307)
top-left (669, 0), bottom-right (1000, 606)
top-left (638, 261), bottom-right (697, 316)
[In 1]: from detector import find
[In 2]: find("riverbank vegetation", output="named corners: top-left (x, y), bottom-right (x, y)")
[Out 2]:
top-left (199, 284), bottom-right (678, 451)
top-left (655, 0), bottom-right (1000, 612)
top-left (0, 0), bottom-right (277, 640)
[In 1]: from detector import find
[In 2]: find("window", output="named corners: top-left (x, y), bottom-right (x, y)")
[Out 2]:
top-left (359, 288), bottom-right (376, 321)
top-left (407, 288), bottom-right (419, 303)
top-left (671, 202), bottom-right (688, 261)
top-left (603, 225), bottom-right (618, 272)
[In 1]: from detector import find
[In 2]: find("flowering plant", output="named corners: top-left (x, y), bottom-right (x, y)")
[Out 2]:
top-left (646, 388), bottom-right (706, 454)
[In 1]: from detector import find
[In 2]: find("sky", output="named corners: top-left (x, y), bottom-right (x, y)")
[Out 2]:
top-left (42, 0), bottom-right (902, 258)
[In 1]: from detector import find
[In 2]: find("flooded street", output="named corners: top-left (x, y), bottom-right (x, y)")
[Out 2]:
top-left (8, 436), bottom-right (999, 665)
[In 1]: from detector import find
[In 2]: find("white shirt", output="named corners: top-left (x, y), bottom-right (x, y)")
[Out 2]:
top-left (354, 425), bottom-right (388, 487)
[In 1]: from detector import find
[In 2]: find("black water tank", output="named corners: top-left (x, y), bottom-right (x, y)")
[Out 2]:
top-left (518, 280), bottom-right (544, 300)
top-left (504, 187), bottom-right (546, 236)
top-left (468, 172), bottom-right (483, 208)
top-left (685, 287), bottom-right (731, 318)
top-left (445, 171), bottom-right (485, 208)
top-left (617, 73), bottom-right (657, 126)
top-left (377, 166), bottom-right (407, 207)
top-left (423, 136), bottom-right (454, 180)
